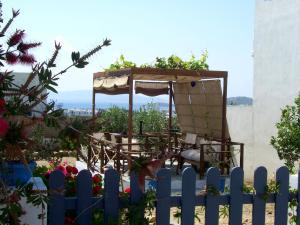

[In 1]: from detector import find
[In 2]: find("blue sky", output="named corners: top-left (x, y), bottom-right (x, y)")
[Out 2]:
top-left (3, 0), bottom-right (254, 97)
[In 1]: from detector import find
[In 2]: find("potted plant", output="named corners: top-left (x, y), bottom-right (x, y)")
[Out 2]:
top-left (0, 5), bottom-right (111, 186)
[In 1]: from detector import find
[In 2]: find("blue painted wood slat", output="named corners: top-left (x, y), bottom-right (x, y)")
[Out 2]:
top-left (104, 168), bottom-right (120, 225)
top-left (49, 170), bottom-right (65, 225)
top-left (274, 166), bottom-right (289, 225)
top-left (252, 166), bottom-right (267, 225)
top-left (76, 170), bottom-right (92, 225)
top-left (181, 167), bottom-right (196, 225)
top-left (229, 167), bottom-right (244, 225)
top-left (156, 168), bottom-right (171, 225)
top-left (205, 167), bottom-right (220, 225)
top-left (130, 171), bottom-right (143, 203)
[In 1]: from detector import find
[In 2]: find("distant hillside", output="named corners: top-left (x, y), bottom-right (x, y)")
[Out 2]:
top-left (227, 96), bottom-right (253, 105)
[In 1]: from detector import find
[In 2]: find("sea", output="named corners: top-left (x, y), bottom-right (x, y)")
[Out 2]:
top-left (58, 102), bottom-right (170, 111)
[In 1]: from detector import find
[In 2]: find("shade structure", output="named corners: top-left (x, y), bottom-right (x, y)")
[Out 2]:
top-left (173, 80), bottom-right (229, 140)
top-left (93, 75), bottom-right (129, 95)
top-left (92, 68), bottom-right (229, 154)
top-left (135, 81), bottom-right (169, 96)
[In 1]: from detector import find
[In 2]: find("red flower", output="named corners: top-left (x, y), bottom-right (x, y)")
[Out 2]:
top-left (44, 171), bottom-right (51, 179)
top-left (55, 165), bottom-right (67, 175)
top-left (7, 30), bottom-right (25, 46)
top-left (64, 216), bottom-right (75, 225)
top-left (5, 52), bottom-right (18, 64)
top-left (0, 118), bottom-right (9, 138)
top-left (93, 185), bottom-right (102, 195)
top-left (92, 174), bottom-right (102, 183)
top-left (17, 42), bottom-right (41, 53)
top-left (66, 165), bottom-right (73, 174)
top-left (0, 99), bottom-right (5, 113)
top-left (19, 54), bottom-right (36, 65)
top-left (124, 187), bottom-right (131, 193)
top-left (71, 167), bottom-right (78, 175)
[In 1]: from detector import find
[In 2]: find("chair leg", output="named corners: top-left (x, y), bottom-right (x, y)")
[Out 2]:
top-left (176, 157), bottom-right (183, 175)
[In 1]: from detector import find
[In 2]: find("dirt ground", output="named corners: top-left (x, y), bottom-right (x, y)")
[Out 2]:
top-left (146, 204), bottom-right (276, 225)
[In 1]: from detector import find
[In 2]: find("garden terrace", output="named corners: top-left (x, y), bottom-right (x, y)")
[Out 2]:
top-left (91, 68), bottom-right (244, 176)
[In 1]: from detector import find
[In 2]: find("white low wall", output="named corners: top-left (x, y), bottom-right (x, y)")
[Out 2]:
top-left (227, 105), bottom-right (286, 181)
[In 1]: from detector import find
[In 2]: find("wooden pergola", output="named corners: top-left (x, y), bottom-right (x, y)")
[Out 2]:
top-left (92, 67), bottom-right (229, 152)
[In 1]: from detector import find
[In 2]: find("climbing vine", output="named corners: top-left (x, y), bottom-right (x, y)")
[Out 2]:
top-left (106, 52), bottom-right (209, 71)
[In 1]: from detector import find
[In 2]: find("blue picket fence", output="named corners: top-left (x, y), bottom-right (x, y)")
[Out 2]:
top-left (48, 166), bottom-right (300, 225)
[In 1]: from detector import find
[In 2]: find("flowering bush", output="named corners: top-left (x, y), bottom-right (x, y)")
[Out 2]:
top-left (0, 5), bottom-right (110, 163)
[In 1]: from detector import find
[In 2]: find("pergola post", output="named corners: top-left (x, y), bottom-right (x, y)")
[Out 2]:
top-left (92, 89), bottom-right (96, 118)
top-left (128, 74), bottom-right (134, 168)
top-left (221, 72), bottom-right (228, 174)
top-left (168, 81), bottom-right (173, 152)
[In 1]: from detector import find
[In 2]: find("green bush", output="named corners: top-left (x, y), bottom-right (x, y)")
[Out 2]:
top-left (133, 103), bottom-right (168, 133)
top-left (271, 93), bottom-right (300, 171)
top-left (97, 106), bottom-right (128, 133)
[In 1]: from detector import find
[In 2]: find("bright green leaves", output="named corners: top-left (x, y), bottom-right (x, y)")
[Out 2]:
top-left (271, 93), bottom-right (300, 172)
top-left (106, 52), bottom-right (209, 71)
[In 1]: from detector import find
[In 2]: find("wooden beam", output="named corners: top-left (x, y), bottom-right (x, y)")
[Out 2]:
top-left (220, 72), bottom-right (228, 174)
top-left (128, 74), bottom-right (134, 168)
top-left (92, 89), bottom-right (96, 118)
top-left (168, 81), bottom-right (173, 153)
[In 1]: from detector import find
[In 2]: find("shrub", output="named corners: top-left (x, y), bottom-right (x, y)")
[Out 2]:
top-left (133, 102), bottom-right (168, 133)
top-left (271, 93), bottom-right (300, 171)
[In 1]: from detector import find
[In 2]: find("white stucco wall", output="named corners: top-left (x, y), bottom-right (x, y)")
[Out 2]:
top-left (7, 72), bottom-right (46, 116)
top-left (227, 105), bottom-right (254, 180)
top-left (252, 0), bottom-right (300, 175)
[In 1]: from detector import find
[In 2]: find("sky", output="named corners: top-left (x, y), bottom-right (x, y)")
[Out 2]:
top-left (3, 0), bottom-right (255, 98)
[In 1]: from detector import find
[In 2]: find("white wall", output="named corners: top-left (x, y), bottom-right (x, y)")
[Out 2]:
top-left (252, 0), bottom-right (300, 175)
top-left (8, 72), bottom-right (46, 116)
top-left (227, 105), bottom-right (254, 180)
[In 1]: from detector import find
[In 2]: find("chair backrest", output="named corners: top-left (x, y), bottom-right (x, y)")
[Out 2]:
top-left (184, 133), bottom-right (197, 145)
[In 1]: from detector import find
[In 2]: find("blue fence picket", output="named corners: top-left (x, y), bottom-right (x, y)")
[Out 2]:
top-left (205, 167), bottom-right (220, 225)
top-left (129, 171), bottom-right (144, 224)
top-left (274, 166), bottom-right (289, 225)
top-left (252, 166), bottom-right (267, 225)
top-left (181, 167), bottom-right (196, 225)
top-left (76, 170), bottom-right (92, 225)
top-left (297, 170), bottom-right (300, 225)
top-left (229, 167), bottom-right (244, 225)
top-left (104, 168), bottom-right (120, 225)
top-left (49, 170), bottom-right (65, 225)
top-left (47, 166), bottom-right (299, 224)
top-left (130, 171), bottom-right (143, 203)
top-left (156, 168), bottom-right (171, 225)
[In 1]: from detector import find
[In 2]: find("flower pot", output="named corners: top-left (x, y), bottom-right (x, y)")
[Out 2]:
top-left (0, 161), bottom-right (36, 186)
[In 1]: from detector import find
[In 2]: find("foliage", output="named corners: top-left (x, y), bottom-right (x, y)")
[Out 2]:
top-left (271, 93), bottom-right (300, 171)
top-left (97, 106), bottom-right (129, 133)
top-left (0, 4), bottom-right (111, 162)
top-left (0, 2), bottom-right (110, 224)
top-left (107, 52), bottom-right (209, 71)
top-left (106, 54), bottom-right (136, 71)
top-left (133, 102), bottom-right (168, 133)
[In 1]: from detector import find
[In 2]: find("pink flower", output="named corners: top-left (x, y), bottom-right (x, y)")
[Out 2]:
top-left (0, 118), bottom-right (9, 138)
top-left (6, 52), bottom-right (18, 64)
top-left (19, 54), bottom-right (36, 65)
top-left (17, 42), bottom-right (41, 53)
top-left (7, 30), bottom-right (25, 46)
top-left (0, 99), bottom-right (5, 114)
